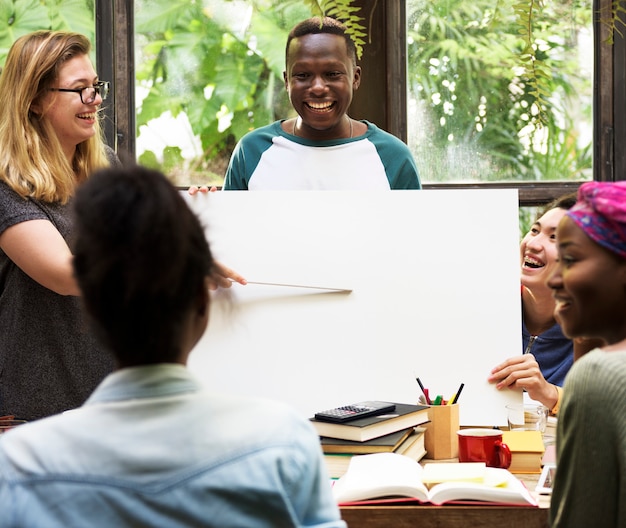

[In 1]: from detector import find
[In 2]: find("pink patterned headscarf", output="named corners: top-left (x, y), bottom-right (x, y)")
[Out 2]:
top-left (567, 181), bottom-right (626, 259)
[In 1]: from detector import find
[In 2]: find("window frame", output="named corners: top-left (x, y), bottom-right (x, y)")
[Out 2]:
top-left (96, 0), bottom-right (623, 204)
top-left (96, 0), bottom-right (135, 159)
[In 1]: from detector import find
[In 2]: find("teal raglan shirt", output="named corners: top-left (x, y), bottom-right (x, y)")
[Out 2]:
top-left (223, 120), bottom-right (421, 191)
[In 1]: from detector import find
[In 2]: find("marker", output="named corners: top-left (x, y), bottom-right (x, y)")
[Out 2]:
top-left (451, 383), bottom-right (465, 404)
top-left (432, 395), bottom-right (443, 406)
top-left (415, 377), bottom-right (432, 404)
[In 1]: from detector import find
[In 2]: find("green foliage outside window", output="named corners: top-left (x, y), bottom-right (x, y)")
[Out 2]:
top-left (407, 0), bottom-right (593, 183)
top-left (0, 0), bottom-right (94, 64)
top-left (134, 0), bottom-right (312, 184)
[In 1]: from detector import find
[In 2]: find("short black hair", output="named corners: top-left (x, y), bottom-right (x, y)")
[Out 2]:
top-left (285, 16), bottom-right (357, 67)
top-left (539, 192), bottom-right (578, 218)
top-left (72, 165), bottom-right (214, 366)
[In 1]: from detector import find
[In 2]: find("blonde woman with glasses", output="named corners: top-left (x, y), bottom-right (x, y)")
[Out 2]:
top-left (0, 31), bottom-right (118, 421)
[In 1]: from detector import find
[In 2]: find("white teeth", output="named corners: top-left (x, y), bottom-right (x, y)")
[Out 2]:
top-left (555, 299), bottom-right (569, 310)
top-left (307, 102), bottom-right (332, 110)
top-left (524, 256), bottom-right (544, 268)
top-left (78, 113), bottom-right (95, 119)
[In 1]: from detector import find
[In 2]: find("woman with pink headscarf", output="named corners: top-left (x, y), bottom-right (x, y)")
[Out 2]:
top-left (548, 181), bottom-right (626, 528)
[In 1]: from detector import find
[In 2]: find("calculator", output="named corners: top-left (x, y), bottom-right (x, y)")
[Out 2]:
top-left (314, 401), bottom-right (396, 423)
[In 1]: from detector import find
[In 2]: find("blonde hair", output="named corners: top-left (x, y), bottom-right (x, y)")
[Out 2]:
top-left (0, 31), bottom-right (110, 204)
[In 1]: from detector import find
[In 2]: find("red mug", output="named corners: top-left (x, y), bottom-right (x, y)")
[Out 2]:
top-left (457, 428), bottom-right (511, 469)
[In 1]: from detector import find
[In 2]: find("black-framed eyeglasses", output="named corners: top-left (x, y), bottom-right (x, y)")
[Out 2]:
top-left (48, 81), bottom-right (110, 104)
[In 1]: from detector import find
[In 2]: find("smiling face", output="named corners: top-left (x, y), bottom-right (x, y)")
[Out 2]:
top-left (32, 53), bottom-right (102, 161)
top-left (548, 216), bottom-right (626, 344)
top-left (520, 207), bottom-right (568, 292)
top-left (283, 33), bottom-right (360, 140)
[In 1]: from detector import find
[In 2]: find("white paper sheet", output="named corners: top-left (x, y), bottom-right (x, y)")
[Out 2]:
top-left (183, 190), bottom-right (522, 426)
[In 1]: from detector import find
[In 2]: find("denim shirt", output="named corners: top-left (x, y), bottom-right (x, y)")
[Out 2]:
top-left (0, 365), bottom-right (345, 528)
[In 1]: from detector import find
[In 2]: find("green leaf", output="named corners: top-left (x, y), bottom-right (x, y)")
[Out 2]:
top-left (47, 0), bottom-right (94, 38)
top-left (162, 146), bottom-right (184, 172)
top-left (138, 150), bottom-right (160, 170)
top-left (250, 11), bottom-right (292, 78)
top-left (0, 0), bottom-right (50, 64)
top-left (135, 0), bottom-right (200, 34)
top-left (136, 85), bottom-right (185, 127)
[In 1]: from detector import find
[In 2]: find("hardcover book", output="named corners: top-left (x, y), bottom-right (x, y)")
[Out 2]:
top-left (310, 403), bottom-right (429, 442)
top-left (321, 427), bottom-right (414, 454)
top-left (394, 427), bottom-right (427, 460)
top-left (323, 428), bottom-right (427, 479)
top-left (501, 430), bottom-right (545, 474)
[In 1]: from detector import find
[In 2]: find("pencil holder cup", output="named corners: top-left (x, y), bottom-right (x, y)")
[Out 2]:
top-left (424, 404), bottom-right (460, 460)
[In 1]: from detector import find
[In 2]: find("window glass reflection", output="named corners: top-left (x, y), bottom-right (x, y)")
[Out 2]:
top-left (407, 0), bottom-right (593, 184)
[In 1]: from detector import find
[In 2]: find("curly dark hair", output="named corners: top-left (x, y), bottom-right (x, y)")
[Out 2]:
top-left (539, 192), bottom-right (578, 218)
top-left (72, 165), bottom-right (214, 366)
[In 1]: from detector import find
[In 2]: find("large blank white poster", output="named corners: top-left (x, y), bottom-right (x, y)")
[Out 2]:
top-left (184, 190), bottom-right (522, 426)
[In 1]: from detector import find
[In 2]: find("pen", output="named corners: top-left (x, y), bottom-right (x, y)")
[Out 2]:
top-left (415, 377), bottom-right (432, 405)
top-left (451, 383), bottom-right (465, 404)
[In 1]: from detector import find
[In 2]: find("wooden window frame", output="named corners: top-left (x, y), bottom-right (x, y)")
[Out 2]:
top-left (97, 0), bottom-right (623, 204)
top-left (96, 1), bottom-right (135, 159)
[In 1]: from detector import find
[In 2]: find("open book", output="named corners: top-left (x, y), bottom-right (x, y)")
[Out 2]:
top-left (332, 453), bottom-right (538, 507)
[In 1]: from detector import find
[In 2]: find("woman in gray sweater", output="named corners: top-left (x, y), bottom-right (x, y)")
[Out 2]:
top-left (0, 31), bottom-right (117, 420)
top-left (548, 181), bottom-right (626, 528)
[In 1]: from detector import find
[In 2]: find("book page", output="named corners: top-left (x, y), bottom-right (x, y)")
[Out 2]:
top-left (421, 462), bottom-right (486, 486)
top-left (428, 467), bottom-right (537, 506)
top-left (332, 453), bottom-right (428, 503)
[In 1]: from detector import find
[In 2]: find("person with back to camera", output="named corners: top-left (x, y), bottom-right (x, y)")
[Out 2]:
top-left (0, 165), bottom-right (347, 528)
top-left (190, 16), bottom-right (420, 192)
top-left (0, 30), bottom-right (118, 421)
top-left (488, 193), bottom-right (601, 414)
top-left (547, 181), bottom-right (626, 528)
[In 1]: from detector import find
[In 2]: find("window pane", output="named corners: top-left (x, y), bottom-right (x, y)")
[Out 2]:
top-left (406, 0), bottom-right (593, 184)
top-left (133, 0), bottom-right (309, 187)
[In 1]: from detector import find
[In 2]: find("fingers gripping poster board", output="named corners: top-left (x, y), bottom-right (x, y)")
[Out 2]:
top-left (184, 190), bottom-right (522, 426)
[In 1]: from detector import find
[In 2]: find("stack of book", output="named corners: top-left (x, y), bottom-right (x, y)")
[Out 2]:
top-left (310, 402), bottom-right (430, 478)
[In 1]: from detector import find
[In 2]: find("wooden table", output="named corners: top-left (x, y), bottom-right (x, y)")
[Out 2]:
top-left (341, 503), bottom-right (549, 528)
top-left (340, 466), bottom-right (550, 527)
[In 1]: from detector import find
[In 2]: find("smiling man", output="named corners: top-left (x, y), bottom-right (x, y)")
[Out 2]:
top-left (222, 17), bottom-right (421, 191)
